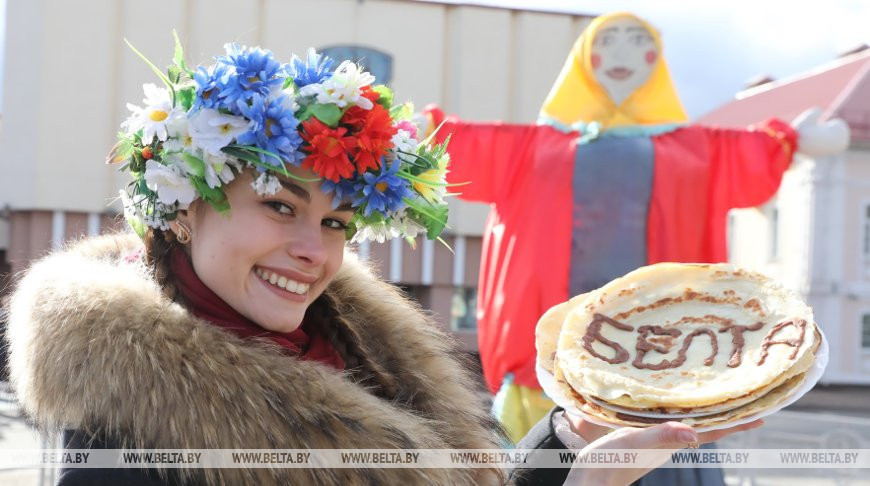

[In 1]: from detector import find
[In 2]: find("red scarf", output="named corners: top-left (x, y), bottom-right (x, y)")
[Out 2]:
top-left (170, 247), bottom-right (344, 370)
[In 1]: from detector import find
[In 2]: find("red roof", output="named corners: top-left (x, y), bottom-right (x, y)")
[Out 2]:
top-left (698, 49), bottom-right (870, 142)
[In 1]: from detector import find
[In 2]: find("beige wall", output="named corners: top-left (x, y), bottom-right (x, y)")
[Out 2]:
top-left (0, 0), bottom-right (590, 238)
top-left (730, 149), bottom-right (870, 384)
top-left (843, 150), bottom-right (870, 281)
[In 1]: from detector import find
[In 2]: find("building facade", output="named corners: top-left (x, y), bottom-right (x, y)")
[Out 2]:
top-left (700, 48), bottom-right (870, 384)
top-left (0, 0), bottom-right (593, 350)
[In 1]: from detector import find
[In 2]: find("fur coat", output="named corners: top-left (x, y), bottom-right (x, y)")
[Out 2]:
top-left (6, 234), bottom-right (505, 485)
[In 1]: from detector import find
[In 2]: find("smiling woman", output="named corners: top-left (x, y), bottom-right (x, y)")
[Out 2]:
top-left (176, 167), bottom-right (352, 334)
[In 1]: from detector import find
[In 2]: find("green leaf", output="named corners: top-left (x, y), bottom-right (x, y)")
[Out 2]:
top-left (167, 65), bottom-right (183, 84)
top-left (390, 102), bottom-right (413, 120)
top-left (181, 152), bottom-right (206, 178)
top-left (125, 38), bottom-right (176, 107)
top-left (436, 236), bottom-right (454, 253)
top-left (296, 103), bottom-right (315, 122)
top-left (126, 212), bottom-right (147, 238)
top-left (222, 146), bottom-right (288, 175)
top-left (177, 86), bottom-right (196, 111)
top-left (311, 104), bottom-right (342, 127)
top-left (345, 217), bottom-right (360, 241)
top-left (172, 30), bottom-right (194, 76)
top-left (107, 138), bottom-right (135, 164)
top-left (190, 176), bottom-right (230, 213)
top-left (283, 77), bottom-right (296, 91)
top-left (403, 197), bottom-right (449, 239)
top-left (373, 85), bottom-right (393, 109)
top-left (222, 146), bottom-right (321, 183)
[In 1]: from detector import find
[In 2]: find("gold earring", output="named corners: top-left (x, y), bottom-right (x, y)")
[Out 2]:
top-left (175, 221), bottom-right (192, 244)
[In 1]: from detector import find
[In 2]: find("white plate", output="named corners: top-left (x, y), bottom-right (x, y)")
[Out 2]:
top-left (537, 329), bottom-right (829, 433)
top-left (584, 395), bottom-right (732, 419)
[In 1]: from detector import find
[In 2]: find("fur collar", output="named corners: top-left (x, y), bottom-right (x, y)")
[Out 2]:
top-left (6, 234), bottom-right (503, 485)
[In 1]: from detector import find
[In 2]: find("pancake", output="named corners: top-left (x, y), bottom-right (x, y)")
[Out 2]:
top-left (578, 371), bottom-right (809, 428)
top-left (556, 263), bottom-right (819, 410)
top-left (550, 337), bottom-right (818, 428)
top-left (591, 328), bottom-right (819, 414)
top-left (536, 292), bottom-right (592, 374)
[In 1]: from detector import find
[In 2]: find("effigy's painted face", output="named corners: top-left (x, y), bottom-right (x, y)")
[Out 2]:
top-left (590, 17), bottom-right (659, 105)
top-left (178, 167), bottom-right (353, 333)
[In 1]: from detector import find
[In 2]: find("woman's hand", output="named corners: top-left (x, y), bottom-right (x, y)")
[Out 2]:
top-left (563, 417), bottom-right (764, 486)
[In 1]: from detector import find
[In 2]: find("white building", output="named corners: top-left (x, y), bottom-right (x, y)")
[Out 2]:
top-left (700, 48), bottom-right (870, 384)
top-left (0, 0), bottom-right (594, 351)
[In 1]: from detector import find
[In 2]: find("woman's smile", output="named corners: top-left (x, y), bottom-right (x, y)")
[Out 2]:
top-left (254, 266), bottom-right (315, 301)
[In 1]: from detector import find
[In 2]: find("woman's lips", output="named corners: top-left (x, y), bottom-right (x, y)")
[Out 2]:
top-left (254, 267), bottom-right (310, 302)
top-left (605, 67), bottom-right (634, 80)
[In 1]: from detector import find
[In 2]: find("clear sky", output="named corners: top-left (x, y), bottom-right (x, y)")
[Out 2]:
top-left (465, 0), bottom-right (870, 119)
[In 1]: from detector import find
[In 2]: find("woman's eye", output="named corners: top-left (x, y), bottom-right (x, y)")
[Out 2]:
top-left (265, 201), bottom-right (295, 216)
top-left (323, 218), bottom-right (349, 231)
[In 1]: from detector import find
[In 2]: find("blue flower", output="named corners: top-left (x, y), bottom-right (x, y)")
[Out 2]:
top-left (289, 48), bottom-right (334, 88)
top-left (236, 95), bottom-right (304, 167)
top-left (216, 43), bottom-right (287, 107)
top-left (192, 63), bottom-right (233, 111)
top-left (353, 160), bottom-right (411, 217)
top-left (320, 178), bottom-right (358, 209)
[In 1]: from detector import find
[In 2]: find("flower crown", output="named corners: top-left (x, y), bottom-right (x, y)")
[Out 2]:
top-left (110, 34), bottom-right (453, 244)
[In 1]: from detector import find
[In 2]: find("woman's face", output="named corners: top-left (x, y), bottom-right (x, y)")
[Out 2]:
top-left (590, 17), bottom-right (658, 105)
top-left (179, 167), bottom-right (353, 333)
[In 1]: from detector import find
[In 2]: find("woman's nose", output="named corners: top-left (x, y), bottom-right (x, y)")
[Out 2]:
top-left (287, 224), bottom-right (328, 267)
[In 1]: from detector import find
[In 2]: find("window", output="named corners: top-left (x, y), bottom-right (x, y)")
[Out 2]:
top-left (319, 46), bottom-right (393, 85)
top-left (451, 287), bottom-right (478, 332)
top-left (863, 314), bottom-right (870, 349)
top-left (398, 285), bottom-right (429, 308)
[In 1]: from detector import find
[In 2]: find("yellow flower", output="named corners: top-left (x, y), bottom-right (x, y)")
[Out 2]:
top-left (412, 158), bottom-right (449, 203)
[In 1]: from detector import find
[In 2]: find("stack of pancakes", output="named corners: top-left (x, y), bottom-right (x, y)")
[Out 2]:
top-left (536, 263), bottom-right (822, 428)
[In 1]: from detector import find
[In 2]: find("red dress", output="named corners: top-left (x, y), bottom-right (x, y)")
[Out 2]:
top-left (430, 111), bottom-right (797, 393)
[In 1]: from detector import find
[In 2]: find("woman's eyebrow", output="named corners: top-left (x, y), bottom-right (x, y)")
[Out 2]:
top-left (278, 180), bottom-right (311, 202)
top-left (335, 201), bottom-right (354, 212)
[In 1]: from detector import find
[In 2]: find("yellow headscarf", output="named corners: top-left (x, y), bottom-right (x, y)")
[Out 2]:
top-left (539, 12), bottom-right (687, 129)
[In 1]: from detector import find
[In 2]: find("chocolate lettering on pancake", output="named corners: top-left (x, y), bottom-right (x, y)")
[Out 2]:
top-left (633, 326), bottom-right (681, 370)
top-left (634, 327), bottom-right (719, 370)
top-left (583, 313), bottom-right (634, 364)
top-left (718, 321), bottom-right (764, 367)
top-left (757, 319), bottom-right (807, 365)
top-left (670, 328), bottom-right (718, 367)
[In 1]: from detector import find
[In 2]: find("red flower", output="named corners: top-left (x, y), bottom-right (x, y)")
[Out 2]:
top-left (342, 103), bottom-right (397, 174)
top-left (342, 87), bottom-right (381, 128)
top-left (300, 118), bottom-right (357, 182)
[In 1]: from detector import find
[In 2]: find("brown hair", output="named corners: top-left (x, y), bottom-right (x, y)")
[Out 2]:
top-left (142, 227), bottom-right (399, 400)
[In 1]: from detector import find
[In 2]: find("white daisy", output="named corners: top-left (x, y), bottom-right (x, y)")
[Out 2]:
top-left (202, 151), bottom-right (237, 188)
top-left (351, 221), bottom-right (397, 244)
top-left (251, 172), bottom-right (282, 196)
top-left (143, 160), bottom-right (197, 208)
top-left (389, 214), bottom-right (425, 240)
top-left (122, 84), bottom-right (183, 143)
top-left (163, 116), bottom-right (194, 153)
top-left (390, 129), bottom-right (419, 163)
top-left (297, 61), bottom-right (376, 110)
top-left (188, 109), bottom-right (250, 156)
